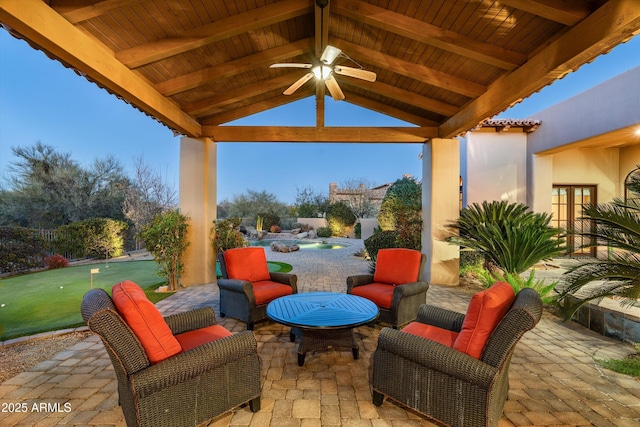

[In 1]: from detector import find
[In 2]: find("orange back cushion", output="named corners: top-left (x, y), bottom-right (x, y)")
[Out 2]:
top-left (111, 280), bottom-right (182, 364)
top-left (453, 281), bottom-right (515, 359)
top-left (373, 248), bottom-right (422, 285)
top-left (223, 247), bottom-right (271, 283)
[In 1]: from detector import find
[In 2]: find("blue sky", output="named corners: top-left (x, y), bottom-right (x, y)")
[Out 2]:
top-left (1, 30), bottom-right (639, 204)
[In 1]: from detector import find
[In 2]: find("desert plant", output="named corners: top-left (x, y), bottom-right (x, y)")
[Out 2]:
top-left (138, 210), bottom-right (189, 291)
top-left (255, 215), bottom-right (264, 233)
top-left (559, 169), bottom-right (640, 318)
top-left (257, 212), bottom-right (280, 231)
top-left (326, 201), bottom-right (356, 236)
top-left (447, 200), bottom-right (565, 275)
top-left (211, 217), bottom-right (248, 254)
top-left (317, 226), bottom-right (332, 238)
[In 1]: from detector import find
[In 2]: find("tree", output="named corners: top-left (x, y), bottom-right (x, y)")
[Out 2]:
top-left (560, 169), bottom-right (640, 318)
top-left (123, 156), bottom-right (176, 235)
top-left (0, 142), bottom-right (128, 228)
top-left (138, 210), bottom-right (189, 291)
top-left (447, 201), bottom-right (566, 275)
top-left (326, 201), bottom-right (356, 236)
top-left (377, 176), bottom-right (422, 251)
top-left (295, 186), bottom-right (329, 218)
top-left (225, 189), bottom-right (288, 222)
top-left (338, 178), bottom-right (380, 219)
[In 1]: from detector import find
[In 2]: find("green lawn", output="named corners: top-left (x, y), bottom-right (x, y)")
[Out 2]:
top-left (0, 261), bottom-right (166, 340)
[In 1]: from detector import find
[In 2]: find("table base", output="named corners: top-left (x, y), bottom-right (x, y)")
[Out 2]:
top-left (290, 327), bottom-right (359, 366)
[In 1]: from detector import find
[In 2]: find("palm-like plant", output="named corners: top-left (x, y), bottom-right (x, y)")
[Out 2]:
top-left (560, 169), bottom-right (640, 318)
top-left (447, 200), bottom-right (566, 275)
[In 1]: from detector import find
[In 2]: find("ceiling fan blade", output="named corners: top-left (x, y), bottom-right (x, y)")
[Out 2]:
top-left (283, 72), bottom-right (314, 95)
top-left (334, 65), bottom-right (376, 82)
top-left (325, 75), bottom-right (345, 101)
top-left (270, 63), bottom-right (313, 69)
top-left (320, 45), bottom-right (342, 65)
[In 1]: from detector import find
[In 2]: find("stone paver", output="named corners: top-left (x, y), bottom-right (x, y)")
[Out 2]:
top-left (1, 239), bottom-right (638, 426)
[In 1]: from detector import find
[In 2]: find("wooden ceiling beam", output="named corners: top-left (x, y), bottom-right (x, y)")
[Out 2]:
top-left (343, 93), bottom-right (439, 127)
top-left (50, 0), bottom-right (146, 24)
top-left (499, 0), bottom-right (592, 26)
top-left (0, 0), bottom-right (201, 137)
top-left (185, 73), bottom-right (305, 117)
top-left (332, 0), bottom-right (526, 70)
top-left (202, 126), bottom-right (438, 143)
top-left (116, 0), bottom-right (313, 68)
top-left (439, 0), bottom-right (640, 138)
top-left (200, 91), bottom-right (313, 126)
top-left (330, 38), bottom-right (486, 98)
top-left (156, 38), bottom-right (314, 96)
top-left (314, 1), bottom-right (329, 126)
top-left (344, 79), bottom-right (459, 117)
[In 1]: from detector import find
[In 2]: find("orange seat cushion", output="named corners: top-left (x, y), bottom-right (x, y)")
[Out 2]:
top-left (351, 283), bottom-right (394, 309)
top-left (453, 281), bottom-right (516, 359)
top-left (373, 248), bottom-right (422, 285)
top-left (111, 280), bottom-right (182, 364)
top-left (252, 280), bottom-right (294, 305)
top-left (223, 247), bottom-right (271, 283)
top-left (175, 325), bottom-right (232, 352)
top-left (402, 322), bottom-right (459, 347)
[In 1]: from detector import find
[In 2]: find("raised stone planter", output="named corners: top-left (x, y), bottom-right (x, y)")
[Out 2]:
top-left (566, 295), bottom-right (640, 343)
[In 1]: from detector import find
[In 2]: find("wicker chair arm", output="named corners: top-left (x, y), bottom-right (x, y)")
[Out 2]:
top-left (377, 328), bottom-right (497, 389)
top-left (165, 307), bottom-right (217, 335)
top-left (393, 281), bottom-right (429, 298)
top-left (131, 331), bottom-right (258, 399)
top-left (269, 272), bottom-right (298, 293)
top-left (416, 304), bottom-right (465, 332)
top-left (346, 274), bottom-right (374, 292)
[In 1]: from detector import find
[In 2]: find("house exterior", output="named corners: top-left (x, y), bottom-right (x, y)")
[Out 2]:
top-left (461, 66), bottom-right (640, 256)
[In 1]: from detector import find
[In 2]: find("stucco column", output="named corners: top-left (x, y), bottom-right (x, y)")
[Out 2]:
top-left (179, 136), bottom-right (217, 286)
top-left (528, 153), bottom-right (553, 214)
top-left (422, 138), bottom-right (460, 285)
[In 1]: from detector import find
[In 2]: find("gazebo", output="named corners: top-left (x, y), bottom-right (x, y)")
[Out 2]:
top-left (1, 0), bottom-right (638, 285)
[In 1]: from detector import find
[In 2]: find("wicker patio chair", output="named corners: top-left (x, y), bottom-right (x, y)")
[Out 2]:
top-left (371, 285), bottom-right (543, 427)
top-left (347, 248), bottom-right (428, 328)
top-left (217, 247), bottom-right (298, 330)
top-left (81, 283), bottom-right (261, 427)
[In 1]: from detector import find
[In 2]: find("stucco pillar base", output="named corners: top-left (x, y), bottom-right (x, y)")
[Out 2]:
top-left (422, 138), bottom-right (460, 286)
top-left (179, 137), bottom-right (217, 286)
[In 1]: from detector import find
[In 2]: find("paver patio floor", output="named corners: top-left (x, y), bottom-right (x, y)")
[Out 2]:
top-left (1, 239), bottom-right (638, 426)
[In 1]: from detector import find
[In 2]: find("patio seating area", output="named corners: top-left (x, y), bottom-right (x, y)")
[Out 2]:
top-left (1, 240), bottom-right (639, 426)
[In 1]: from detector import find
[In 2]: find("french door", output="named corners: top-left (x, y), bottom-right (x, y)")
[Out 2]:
top-left (551, 185), bottom-right (597, 256)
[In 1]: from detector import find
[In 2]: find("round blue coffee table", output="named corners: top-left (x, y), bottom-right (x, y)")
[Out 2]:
top-left (266, 292), bottom-right (379, 366)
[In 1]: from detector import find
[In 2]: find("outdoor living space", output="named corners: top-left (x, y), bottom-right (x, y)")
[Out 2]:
top-left (1, 242), bottom-right (639, 427)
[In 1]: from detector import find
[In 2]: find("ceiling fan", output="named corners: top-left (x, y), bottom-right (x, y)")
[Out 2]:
top-left (270, 45), bottom-right (376, 101)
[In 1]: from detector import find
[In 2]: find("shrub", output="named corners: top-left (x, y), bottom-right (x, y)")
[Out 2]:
top-left (378, 176), bottom-right (422, 231)
top-left (211, 218), bottom-right (248, 254)
top-left (364, 230), bottom-right (399, 272)
top-left (53, 218), bottom-right (128, 260)
top-left (139, 210), bottom-right (189, 291)
top-left (44, 254), bottom-right (69, 269)
top-left (354, 222), bottom-right (361, 239)
top-left (478, 269), bottom-right (559, 305)
top-left (326, 201), bottom-right (356, 236)
top-left (317, 227), bottom-right (332, 238)
top-left (0, 227), bottom-right (45, 274)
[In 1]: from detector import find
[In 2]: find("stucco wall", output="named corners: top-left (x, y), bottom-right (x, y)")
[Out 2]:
top-left (620, 145), bottom-right (640, 193)
top-left (551, 148), bottom-right (620, 204)
top-left (465, 131), bottom-right (527, 206)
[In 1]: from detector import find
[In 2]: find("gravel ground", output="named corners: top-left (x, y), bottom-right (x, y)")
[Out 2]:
top-left (0, 331), bottom-right (92, 383)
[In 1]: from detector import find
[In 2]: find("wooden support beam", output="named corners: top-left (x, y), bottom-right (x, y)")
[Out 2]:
top-left (499, 0), bottom-right (591, 26)
top-left (51, 0), bottom-right (146, 24)
top-left (156, 38), bottom-right (313, 96)
top-left (439, 0), bottom-right (640, 138)
top-left (116, 0), bottom-right (313, 68)
top-left (0, 0), bottom-right (201, 137)
top-left (333, 0), bottom-right (527, 70)
top-left (201, 126), bottom-right (437, 142)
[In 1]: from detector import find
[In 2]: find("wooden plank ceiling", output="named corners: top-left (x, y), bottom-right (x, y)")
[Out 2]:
top-left (1, 0), bottom-right (639, 143)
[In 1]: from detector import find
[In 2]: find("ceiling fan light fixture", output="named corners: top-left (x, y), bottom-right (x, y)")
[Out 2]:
top-left (312, 65), bottom-right (333, 80)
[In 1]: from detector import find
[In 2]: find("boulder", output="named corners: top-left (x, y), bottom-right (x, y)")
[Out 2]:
top-left (270, 241), bottom-right (300, 253)
top-left (291, 228), bottom-right (301, 235)
top-left (296, 232), bottom-right (308, 239)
